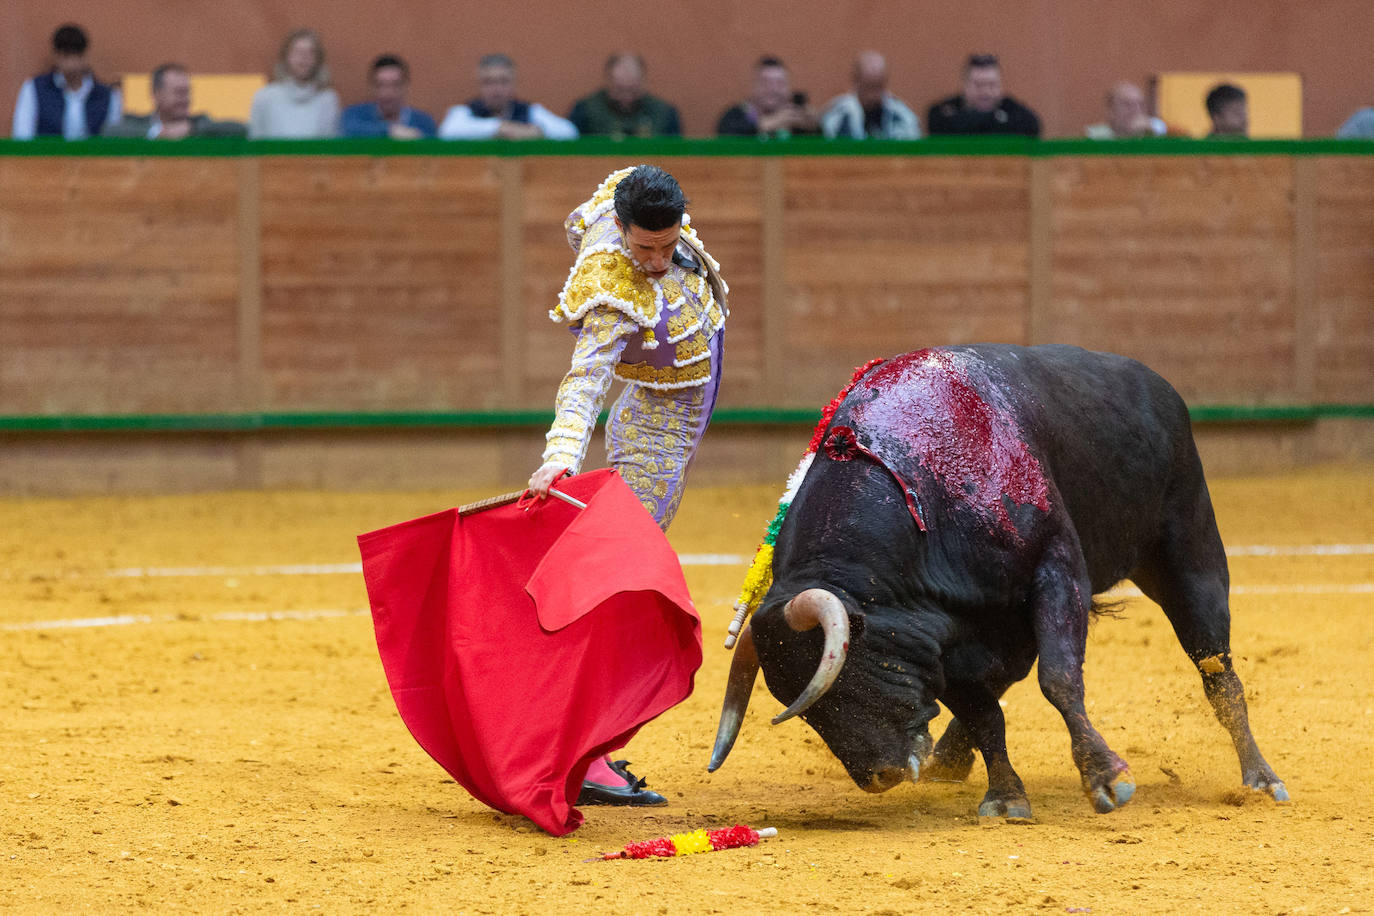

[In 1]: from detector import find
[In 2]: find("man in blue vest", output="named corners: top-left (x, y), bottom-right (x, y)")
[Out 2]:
top-left (11, 24), bottom-right (122, 140)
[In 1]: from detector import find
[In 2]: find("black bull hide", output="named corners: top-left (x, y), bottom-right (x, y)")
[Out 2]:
top-left (710, 344), bottom-right (1287, 820)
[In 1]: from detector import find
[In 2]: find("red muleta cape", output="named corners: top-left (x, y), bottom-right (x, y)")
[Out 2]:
top-left (357, 469), bottom-right (702, 836)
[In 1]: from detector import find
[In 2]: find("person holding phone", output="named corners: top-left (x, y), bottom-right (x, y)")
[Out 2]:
top-left (716, 55), bottom-right (819, 138)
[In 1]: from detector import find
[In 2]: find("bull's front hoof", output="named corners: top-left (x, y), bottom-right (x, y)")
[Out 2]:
top-left (1242, 765), bottom-right (1290, 803)
top-left (977, 792), bottom-right (1033, 824)
top-left (919, 749), bottom-right (975, 784)
top-left (1249, 777), bottom-right (1290, 803)
top-left (1087, 771), bottom-right (1136, 813)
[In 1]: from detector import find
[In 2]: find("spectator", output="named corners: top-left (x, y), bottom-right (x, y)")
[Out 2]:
top-left (341, 54), bottom-right (436, 139)
top-left (1204, 83), bottom-right (1248, 138)
top-left (1085, 81), bottom-right (1168, 139)
top-left (106, 64), bottom-right (246, 139)
top-left (927, 54), bottom-right (1041, 137)
top-left (248, 28), bottom-right (340, 139)
top-left (567, 52), bottom-right (681, 138)
top-left (438, 54), bottom-right (577, 140)
top-left (820, 50), bottom-right (921, 140)
top-left (11, 23), bottom-right (122, 140)
top-left (717, 56), bottom-right (820, 138)
top-left (1336, 106), bottom-right (1374, 139)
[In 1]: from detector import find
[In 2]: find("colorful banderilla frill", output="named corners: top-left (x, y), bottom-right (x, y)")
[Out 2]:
top-left (600, 824), bottom-right (778, 860)
top-left (723, 358), bottom-right (887, 649)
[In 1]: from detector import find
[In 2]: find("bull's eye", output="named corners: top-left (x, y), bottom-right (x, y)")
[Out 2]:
top-left (824, 425), bottom-right (859, 461)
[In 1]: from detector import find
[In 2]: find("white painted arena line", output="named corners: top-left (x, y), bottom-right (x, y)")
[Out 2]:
top-left (101, 562), bottom-right (364, 578)
top-left (1103, 583), bottom-right (1374, 599)
top-left (1226, 543), bottom-right (1374, 557)
top-left (11, 543), bottom-right (1371, 583)
top-left (1, 608), bottom-right (368, 632)
top-left (4, 583), bottom-right (1371, 633)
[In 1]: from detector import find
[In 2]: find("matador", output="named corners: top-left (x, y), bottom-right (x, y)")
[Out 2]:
top-left (527, 163), bottom-right (727, 805)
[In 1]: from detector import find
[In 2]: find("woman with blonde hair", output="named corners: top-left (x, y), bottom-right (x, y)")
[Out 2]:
top-left (248, 27), bottom-right (339, 138)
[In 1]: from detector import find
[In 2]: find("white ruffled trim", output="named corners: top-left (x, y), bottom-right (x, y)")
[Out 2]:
top-left (572, 240), bottom-right (635, 270)
top-left (549, 291), bottom-right (657, 330)
top-left (672, 348), bottom-right (712, 369)
top-left (552, 240), bottom-right (665, 330)
top-left (666, 318), bottom-right (703, 344)
top-left (664, 280), bottom-right (721, 343)
top-left (620, 372), bottom-right (715, 392)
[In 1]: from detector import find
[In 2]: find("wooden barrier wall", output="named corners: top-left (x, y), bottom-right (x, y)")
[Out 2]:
top-left (3, 149), bottom-right (1371, 414)
top-left (1, 147), bottom-right (1371, 492)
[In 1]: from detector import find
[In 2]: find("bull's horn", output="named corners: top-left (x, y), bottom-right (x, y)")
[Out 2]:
top-left (772, 588), bottom-right (849, 725)
top-left (707, 623), bottom-right (760, 772)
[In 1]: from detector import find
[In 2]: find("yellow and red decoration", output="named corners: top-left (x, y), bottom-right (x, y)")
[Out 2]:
top-left (600, 824), bottom-right (778, 860)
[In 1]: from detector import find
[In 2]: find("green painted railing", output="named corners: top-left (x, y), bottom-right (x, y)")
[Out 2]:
top-left (1, 137), bottom-right (1372, 158)
top-left (1, 404), bottom-right (1371, 434)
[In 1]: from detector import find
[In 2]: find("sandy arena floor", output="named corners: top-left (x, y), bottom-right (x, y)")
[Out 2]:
top-left (2, 465), bottom-right (1372, 914)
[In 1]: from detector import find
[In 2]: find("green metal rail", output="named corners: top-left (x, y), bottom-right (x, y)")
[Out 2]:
top-left (2, 404), bottom-right (1371, 434)
top-left (1, 136), bottom-right (1371, 159)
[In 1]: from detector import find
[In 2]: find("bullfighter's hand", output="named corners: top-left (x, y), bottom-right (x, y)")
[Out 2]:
top-left (527, 462), bottom-right (569, 499)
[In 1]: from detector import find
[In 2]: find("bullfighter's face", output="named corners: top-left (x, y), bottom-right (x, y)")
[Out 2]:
top-left (752, 594), bottom-right (942, 792)
top-left (617, 218), bottom-right (681, 279)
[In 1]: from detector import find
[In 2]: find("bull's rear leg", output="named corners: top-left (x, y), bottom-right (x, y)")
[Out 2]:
top-left (1032, 548), bottom-right (1135, 813)
top-left (940, 686), bottom-right (1032, 822)
top-left (1132, 515), bottom-right (1289, 801)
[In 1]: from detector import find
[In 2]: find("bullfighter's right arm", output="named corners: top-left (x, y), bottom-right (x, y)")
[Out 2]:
top-left (541, 306), bottom-right (639, 473)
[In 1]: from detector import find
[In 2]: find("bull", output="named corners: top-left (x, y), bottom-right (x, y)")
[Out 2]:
top-left (710, 344), bottom-right (1287, 819)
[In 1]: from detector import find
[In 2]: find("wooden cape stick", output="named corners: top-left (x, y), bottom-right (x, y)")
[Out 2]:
top-left (458, 486), bottom-right (586, 516)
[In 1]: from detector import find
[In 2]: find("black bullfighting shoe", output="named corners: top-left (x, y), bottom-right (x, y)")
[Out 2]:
top-left (576, 759), bottom-right (668, 807)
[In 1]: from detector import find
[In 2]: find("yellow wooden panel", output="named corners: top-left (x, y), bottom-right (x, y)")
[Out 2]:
top-left (121, 73), bottom-right (265, 121)
top-left (257, 156), bottom-right (504, 411)
top-left (0, 157), bottom-right (242, 413)
top-left (1154, 72), bottom-right (1303, 138)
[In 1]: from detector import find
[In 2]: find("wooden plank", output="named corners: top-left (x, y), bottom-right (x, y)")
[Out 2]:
top-left (236, 158), bottom-right (265, 487)
top-left (1313, 157), bottom-right (1374, 403)
top-left (257, 156), bottom-right (504, 411)
top-left (0, 157), bottom-right (242, 414)
top-left (236, 158), bottom-right (263, 408)
top-left (1028, 158), bottom-right (1053, 346)
top-left (760, 158), bottom-right (785, 406)
top-left (1290, 157), bottom-right (1317, 403)
top-left (780, 156), bottom-right (1031, 406)
top-left (499, 158), bottom-right (524, 406)
top-left (1047, 156), bottom-right (1296, 403)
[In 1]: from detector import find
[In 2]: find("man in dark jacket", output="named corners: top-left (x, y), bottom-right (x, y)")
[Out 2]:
top-left (927, 53), bottom-right (1040, 137)
top-left (106, 64), bottom-right (246, 140)
top-left (717, 55), bottom-right (820, 139)
top-left (568, 52), bottom-right (681, 138)
top-left (11, 23), bottom-right (122, 140)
